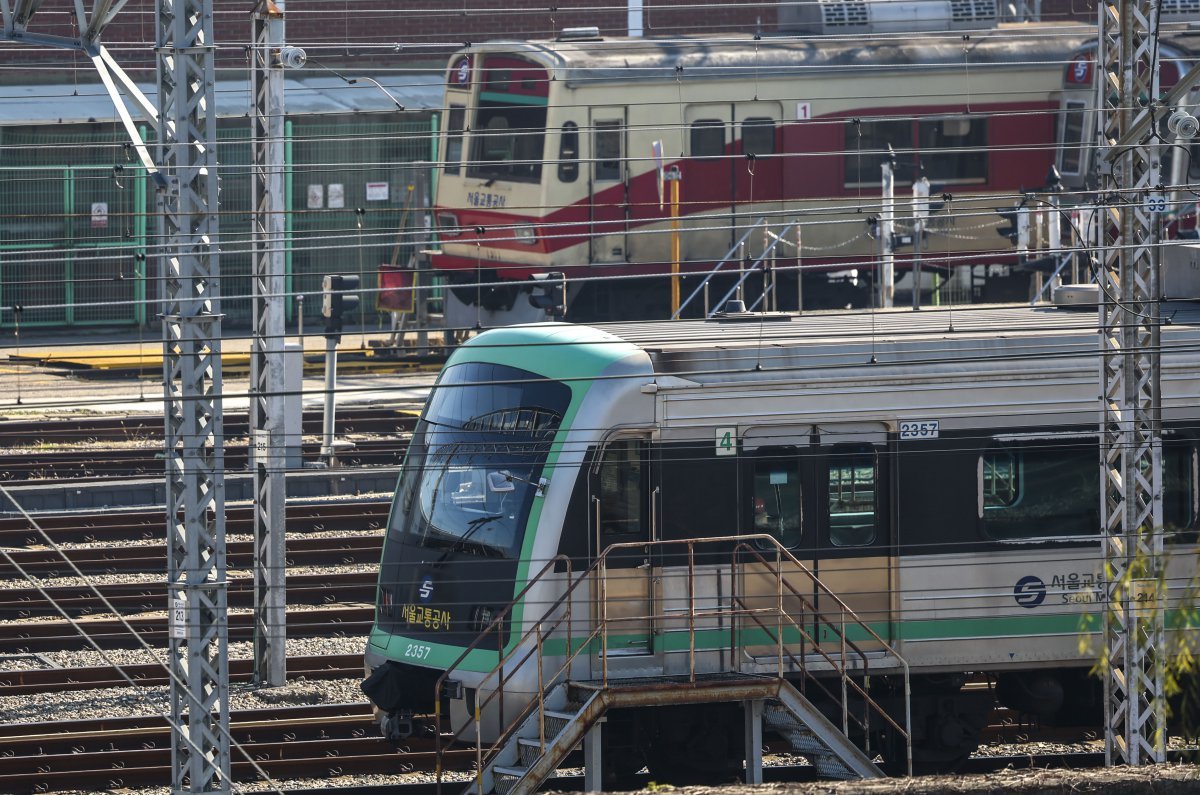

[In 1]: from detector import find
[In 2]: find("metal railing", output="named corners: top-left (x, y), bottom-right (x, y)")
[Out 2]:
top-left (432, 534), bottom-right (912, 792)
top-left (672, 219), bottom-right (765, 320)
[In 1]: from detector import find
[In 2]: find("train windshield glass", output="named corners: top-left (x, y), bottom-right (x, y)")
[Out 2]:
top-left (400, 362), bottom-right (570, 558)
top-left (466, 56), bottom-right (549, 184)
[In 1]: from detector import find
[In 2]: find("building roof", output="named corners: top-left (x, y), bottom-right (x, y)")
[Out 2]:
top-left (0, 73), bottom-right (443, 126)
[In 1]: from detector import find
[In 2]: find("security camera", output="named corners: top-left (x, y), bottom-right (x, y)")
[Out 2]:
top-left (279, 46), bottom-right (307, 69)
top-left (1168, 107), bottom-right (1199, 139)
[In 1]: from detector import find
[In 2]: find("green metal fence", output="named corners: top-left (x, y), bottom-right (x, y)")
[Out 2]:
top-left (0, 114), bottom-right (437, 330)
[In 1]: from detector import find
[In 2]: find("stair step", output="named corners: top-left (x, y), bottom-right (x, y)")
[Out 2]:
top-left (493, 764), bottom-right (528, 794)
top-left (518, 737), bottom-right (545, 767)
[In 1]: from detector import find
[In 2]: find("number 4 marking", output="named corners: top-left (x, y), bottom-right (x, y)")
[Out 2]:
top-left (715, 427), bottom-right (737, 456)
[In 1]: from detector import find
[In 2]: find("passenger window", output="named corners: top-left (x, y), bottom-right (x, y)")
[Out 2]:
top-left (1160, 437), bottom-right (1196, 537)
top-left (597, 439), bottom-right (646, 542)
top-left (827, 446), bottom-right (876, 547)
top-left (741, 117), bottom-right (776, 156)
top-left (690, 119), bottom-right (725, 159)
top-left (444, 106), bottom-right (465, 175)
top-left (751, 457), bottom-right (802, 549)
top-left (558, 121), bottom-right (579, 183)
top-left (918, 116), bottom-right (987, 184)
top-left (594, 120), bottom-right (622, 182)
top-left (844, 118), bottom-right (913, 187)
top-left (979, 438), bottom-right (1098, 539)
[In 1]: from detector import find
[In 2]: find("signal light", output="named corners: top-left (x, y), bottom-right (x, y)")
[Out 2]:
top-left (528, 271), bottom-right (566, 319)
top-left (322, 273), bottom-right (360, 337)
top-left (996, 203), bottom-right (1028, 250)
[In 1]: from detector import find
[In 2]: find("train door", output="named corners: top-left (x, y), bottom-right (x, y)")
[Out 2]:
top-left (589, 434), bottom-right (658, 659)
top-left (740, 426), bottom-right (817, 659)
top-left (588, 107), bottom-right (629, 264)
top-left (683, 103), bottom-right (734, 261)
top-left (810, 423), bottom-right (894, 653)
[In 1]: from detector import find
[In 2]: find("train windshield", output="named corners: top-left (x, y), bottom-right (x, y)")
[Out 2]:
top-left (466, 56), bottom-right (549, 184)
top-left (397, 362), bottom-right (570, 558)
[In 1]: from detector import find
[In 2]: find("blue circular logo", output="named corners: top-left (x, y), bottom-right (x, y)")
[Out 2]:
top-left (1013, 575), bottom-right (1046, 608)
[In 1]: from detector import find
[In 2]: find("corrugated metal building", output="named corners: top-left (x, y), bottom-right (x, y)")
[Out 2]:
top-left (0, 74), bottom-right (443, 329)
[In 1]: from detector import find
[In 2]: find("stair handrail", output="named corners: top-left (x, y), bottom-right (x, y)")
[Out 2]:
top-left (732, 539), bottom-right (912, 774)
top-left (434, 533), bottom-right (914, 793)
top-left (672, 218), bottom-right (767, 319)
top-left (708, 223), bottom-right (796, 318)
top-left (433, 554), bottom-right (574, 793)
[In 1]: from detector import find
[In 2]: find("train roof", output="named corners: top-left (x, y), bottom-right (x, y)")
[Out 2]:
top-left (572, 301), bottom-right (1200, 382)
top-left (463, 24), bottom-right (1093, 85)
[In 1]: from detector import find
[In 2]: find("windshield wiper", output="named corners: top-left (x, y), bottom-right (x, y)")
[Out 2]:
top-left (433, 514), bottom-right (506, 565)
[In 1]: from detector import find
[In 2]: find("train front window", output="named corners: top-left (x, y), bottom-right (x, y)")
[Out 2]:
top-left (467, 102), bottom-right (547, 183)
top-left (396, 362), bottom-right (571, 558)
top-left (466, 57), bottom-right (549, 185)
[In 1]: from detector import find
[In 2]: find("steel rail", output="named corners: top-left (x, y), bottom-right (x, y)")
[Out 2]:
top-left (0, 606), bottom-right (372, 653)
top-left (0, 534), bottom-right (382, 577)
top-left (0, 571), bottom-right (377, 619)
top-left (0, 499), bottom-right (388, 546)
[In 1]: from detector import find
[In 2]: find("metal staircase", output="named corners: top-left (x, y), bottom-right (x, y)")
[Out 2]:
top-left (434, 536), bottom-right (911, 795)
top-left (764, 692), bottom-right (881, 780)
top-left (467, 675), bottom-right (883, 795)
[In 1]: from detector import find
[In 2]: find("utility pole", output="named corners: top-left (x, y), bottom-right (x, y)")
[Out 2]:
top-left (250, 0), bottom-right (288, 687)
top-left (1096, 0), bottom-right (1166, 766)
top-left (158, 0), bottom-right (230, 787)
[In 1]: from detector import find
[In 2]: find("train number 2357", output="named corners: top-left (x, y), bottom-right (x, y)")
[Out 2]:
top-left (404, 643), bottom-right (432, 660)
top-left (900, 420), bottom-right (940, 439)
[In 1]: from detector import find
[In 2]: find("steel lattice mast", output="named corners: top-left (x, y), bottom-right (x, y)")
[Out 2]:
top-left (250, 0), bottom-right (288, 688)
top-left (1096, 0), bottom-right (1166, 766)
top-left (157, 0), bottom-right (231, 787)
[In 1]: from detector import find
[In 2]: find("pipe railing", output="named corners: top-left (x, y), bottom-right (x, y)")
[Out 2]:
top-left (709, 223), bottom-right (796, 318)
top-left (672, 219), bottom-right (766, 320)
top-left (432, 534), bottom-right (913, 792)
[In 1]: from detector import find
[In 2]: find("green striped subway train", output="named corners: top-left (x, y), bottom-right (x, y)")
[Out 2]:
top-left (362, 298), bottom-right (1200, 779)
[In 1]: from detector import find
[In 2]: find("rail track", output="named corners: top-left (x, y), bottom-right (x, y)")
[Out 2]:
top-left (0, 703), bottom-right (482, 793)
top-left (0, 406), bottom-right (419, 481)
top-left (0, 697), bottom-right (1129, 795)
top-left (0, 653), bottom-right (364, 696)
top-left (0, 499), bottom-right (389, 547)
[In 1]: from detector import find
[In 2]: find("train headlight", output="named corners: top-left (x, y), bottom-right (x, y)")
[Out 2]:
top-left (513, 225), bottom-right (537, 245)
top-left (437, 212), bottom-right (461, 237)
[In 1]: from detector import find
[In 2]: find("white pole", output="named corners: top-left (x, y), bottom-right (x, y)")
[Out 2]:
top-left (628, 0), bottom-right (643, 36)
top-left (912, 176), bottom-right (929, 310)
top-left (880, 157), bottom-right (895, 308)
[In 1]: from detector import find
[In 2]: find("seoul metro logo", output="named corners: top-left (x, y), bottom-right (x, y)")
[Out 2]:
top-left (1013, 575), bottom-right (1047, 608)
